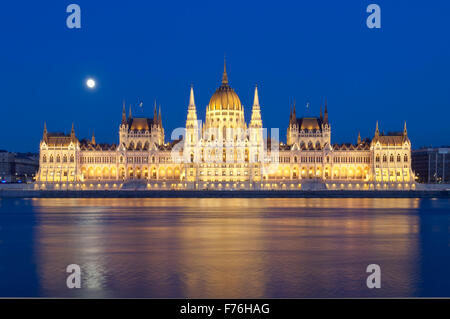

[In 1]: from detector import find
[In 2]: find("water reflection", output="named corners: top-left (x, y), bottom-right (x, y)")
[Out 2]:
top-left (417, 198), bottom-right (450, 297)
top-left (22, 198), bottom-right (437, 297)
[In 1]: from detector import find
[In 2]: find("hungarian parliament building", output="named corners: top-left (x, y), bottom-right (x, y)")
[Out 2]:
top-left (36, 63), bottom-right (415, 191)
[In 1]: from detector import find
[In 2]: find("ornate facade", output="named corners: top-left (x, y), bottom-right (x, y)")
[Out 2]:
top-left (36, 63), bottom-right (415, 190)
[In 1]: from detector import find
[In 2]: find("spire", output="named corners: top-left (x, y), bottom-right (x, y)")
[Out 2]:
top-left (128, 105), bottom-right (132, 119)
top-left (253, 85), bottom-right (260, 107)
top-left (189, 85), bottom-right (196, 108)
top-left (43, 122), bottom-right (47, 140)
top-left (186, 86), bottom-right (198, 130)
top-left (221, 57), bottom-right (228, 85)
top-left (357, 131), bottom-right (361, 144)
top-left (292, 100), bottom-right (296, 119)
top-left (250, 85), bottom-right (262, 129)
top-left (122, 101), bottom-right (127, 123)
top-left (375, 121), bottom-right (379, 137)
top-left (323, 99), bottom-right (328, 124)
top-left (71, 123), bottom-right (75, 137)
top-left (91, 131), bottom-right (96, 145)
top-left (158, 105), bottom-right (162, 126)
top-left (403, 121), bottom-right (407, 136)
top-left (290, 102), bottom-right (295, 123)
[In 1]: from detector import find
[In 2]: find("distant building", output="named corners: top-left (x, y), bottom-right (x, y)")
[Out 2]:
top-left (0, 150), bottom-right (39, 183)
top-left (412, 147), bottom-right (450, 184)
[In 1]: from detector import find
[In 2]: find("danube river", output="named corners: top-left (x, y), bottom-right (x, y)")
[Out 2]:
top-left (0, 197), bottom-right (449, 298)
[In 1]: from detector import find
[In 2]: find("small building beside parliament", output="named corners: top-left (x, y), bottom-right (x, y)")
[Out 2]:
top-left (36, 63), bottom-right (415, 191)
top-left (412, 147), bottom-right (450, 184)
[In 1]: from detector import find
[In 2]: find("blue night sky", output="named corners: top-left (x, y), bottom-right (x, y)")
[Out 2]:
top-left (0, 0), bottom-right (449, 152)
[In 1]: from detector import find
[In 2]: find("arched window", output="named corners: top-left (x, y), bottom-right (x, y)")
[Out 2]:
top-left (376, 155), bottom-right (380, 163)
top-left (397, 154), bottom-right (401, 162)
top-left (383, 155), bottom-right (387, 162)
top-left (63, 155), bottom-right (67, 163)
top-left (56, 155), bottom-right (61, 163)
top-left (390, 155), bottom-right (394, 162)
top-left (190, 153), bottom-right (194, 163)
top-left (70, 155), bottom-right (74, 163)
top-left (43, 155), bottom-right (47, 163)
top-left (294, 156), bottom-right (298, 163)
top-left (404, 154), bottom-right (408, 162)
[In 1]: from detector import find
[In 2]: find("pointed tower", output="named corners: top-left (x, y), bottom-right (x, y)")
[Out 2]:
top-left (357, 132), bottom-right (361, 144)
top-left (122, 101), bottom-right (127, 124)
top-left (189, 85), bottom-right (195, 107)
top-left (292, 100), bottom-right (296, 119)
top-left (375, 121), bottom-right (380, 138)
top-left (119, 102), bottom-right (129, 146)
top-left (42, 122), bottom-right (48, 142)
top-left (157, 105), bottom-right (164, 145)
top-left (70, 123), bottom-right (76, 142)
top-left (184, 85), bottom-right (199, 165)
top-left (403, 121), bottom-right (407, 136)
top-left (91, 131), bottom-right (96, 145)
top-left (222, 57), bottom-right (228, 85)
top-left (289, 106), bottom-right (293, 123)
top-left (128, 105), bottom-right (132, 119)
top-left (250, 85), bottom-right (262, 129)
top-left (249, 85), bottom-right (264, 163)
top-left (321, 99), bottom-right (331, 146)
top-left (186, 86), bottom-right (198, 130)
top-left (287, 100), bottom-right (298, 146)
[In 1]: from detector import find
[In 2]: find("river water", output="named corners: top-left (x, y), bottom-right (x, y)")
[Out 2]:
top-left (0, 197), bottom-right (449, 298)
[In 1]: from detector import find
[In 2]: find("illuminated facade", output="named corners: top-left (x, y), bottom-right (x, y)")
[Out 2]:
top-left (36, 63), bottom-right (415, 190)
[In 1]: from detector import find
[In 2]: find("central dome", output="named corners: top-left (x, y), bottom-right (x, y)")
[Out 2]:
top-left (208, 62), bottom-right (242, 111)
top-left (204, 61), bottom-right (247, 139)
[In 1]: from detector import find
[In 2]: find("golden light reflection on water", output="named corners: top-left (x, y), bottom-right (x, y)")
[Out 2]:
top-left (31, 198), bottom-right (421, 297)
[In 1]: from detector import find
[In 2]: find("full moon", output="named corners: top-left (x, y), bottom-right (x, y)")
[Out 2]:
top-left (86, 78), bottom-right (96, 88)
